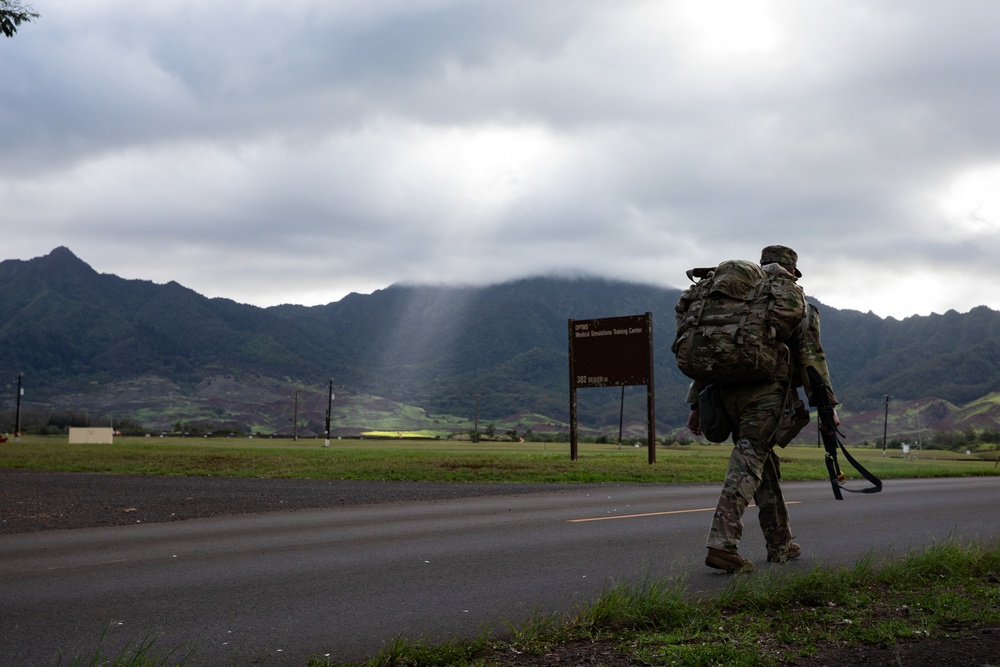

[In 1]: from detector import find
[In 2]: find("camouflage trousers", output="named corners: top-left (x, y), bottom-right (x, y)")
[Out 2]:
top-left (706, 381), bottom-right (793, 557)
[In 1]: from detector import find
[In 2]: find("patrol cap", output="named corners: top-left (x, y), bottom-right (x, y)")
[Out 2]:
top-left (760, 245), bottom-right (802, 278)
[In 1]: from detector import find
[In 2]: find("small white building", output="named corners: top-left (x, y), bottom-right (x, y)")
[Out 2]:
top-left (68, 427), bottom-right (114, 444)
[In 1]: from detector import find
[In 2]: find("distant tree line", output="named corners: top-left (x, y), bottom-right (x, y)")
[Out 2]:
top-left (923, 427), bottom-right (1000, 451)
top-left (0, 407), bottom-right (92, 436)
top-left (6, 400), bottom-right (999, 453)
top-left (861, 427), bottom-right (1000, 453)
top-left (0, 408), bottom-right (155, 436)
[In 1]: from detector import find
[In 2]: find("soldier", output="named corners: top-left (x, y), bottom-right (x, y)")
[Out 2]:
top-left (687, 245), bottom-right (840, 573)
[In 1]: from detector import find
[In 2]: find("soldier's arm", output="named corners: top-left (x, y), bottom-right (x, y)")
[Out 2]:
top-left (798, 304), bottom-right (839, 407)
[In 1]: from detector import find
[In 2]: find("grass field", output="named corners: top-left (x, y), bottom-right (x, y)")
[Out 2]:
top-left (2, 435), bottom-right (998, 485)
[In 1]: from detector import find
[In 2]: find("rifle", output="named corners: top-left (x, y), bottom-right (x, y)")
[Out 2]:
top-left (806, 366), bottom-right (883, 500)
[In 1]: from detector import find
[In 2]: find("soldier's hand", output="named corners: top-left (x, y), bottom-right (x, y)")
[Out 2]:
top-left (819, 406), bottom-right (841, 434)
top-left (687, 407), bottom-right (702, 436)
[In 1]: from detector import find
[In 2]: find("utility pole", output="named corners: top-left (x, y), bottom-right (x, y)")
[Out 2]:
top-left (882, 393), bottom-right (891, 456)
top-left (324, 379), bottom-right (333, 448)
top-left (473, 393), bottom-right (481, 442)
top-left (293, 389), bottom-right (299, 441)
top-left (15, 373), bottom-right (22, 442)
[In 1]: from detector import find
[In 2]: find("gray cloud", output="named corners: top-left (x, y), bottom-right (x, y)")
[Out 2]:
top-left (3, 0), bottom-right (1000, 317)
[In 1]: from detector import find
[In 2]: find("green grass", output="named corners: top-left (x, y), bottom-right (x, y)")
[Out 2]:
top-left (2, 436), bottom-right (999, 484)
top-left (316, 539), bottom-right (1000, 667)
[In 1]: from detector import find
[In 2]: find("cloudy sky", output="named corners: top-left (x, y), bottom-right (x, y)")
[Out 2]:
top-left (3, 0), bottom-right (1000, 320)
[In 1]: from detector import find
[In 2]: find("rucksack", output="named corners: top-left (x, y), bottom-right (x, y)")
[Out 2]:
top-left (672, 259), bottom-right (806, 384)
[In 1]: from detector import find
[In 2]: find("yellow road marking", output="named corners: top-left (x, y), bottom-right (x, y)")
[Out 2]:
top-left (568, 501), bottom-right (801, 523)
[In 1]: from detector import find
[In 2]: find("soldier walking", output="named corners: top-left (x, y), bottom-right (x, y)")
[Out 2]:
top-left (681, 245), bottom-right (840, 573)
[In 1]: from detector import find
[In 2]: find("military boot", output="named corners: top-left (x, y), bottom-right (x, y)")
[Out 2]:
top-left (705, 547), bottom-right (754, 573)
top-left (767, 542), bottom-right (802, 563)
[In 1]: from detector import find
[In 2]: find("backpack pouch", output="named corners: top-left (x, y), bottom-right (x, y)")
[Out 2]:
top-left (698, 383), bottom-right (733, 443)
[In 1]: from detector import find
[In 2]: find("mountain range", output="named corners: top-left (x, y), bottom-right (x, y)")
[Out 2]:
top-left (2, 247), bottom-right (1000, 443)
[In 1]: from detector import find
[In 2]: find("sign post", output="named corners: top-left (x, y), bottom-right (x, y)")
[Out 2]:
top-left (568, 313), bottom-right (655, 463)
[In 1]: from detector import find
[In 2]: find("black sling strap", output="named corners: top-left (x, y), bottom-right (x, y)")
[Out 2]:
top-left (807, 366), bottom-right (883, 500)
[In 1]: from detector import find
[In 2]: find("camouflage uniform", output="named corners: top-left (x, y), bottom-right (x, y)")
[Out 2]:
top-left (688, 245), bottom-right (838, 562)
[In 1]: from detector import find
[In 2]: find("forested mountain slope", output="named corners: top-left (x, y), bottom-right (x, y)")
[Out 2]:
top-left (2, 247), bottom-right (999, 437)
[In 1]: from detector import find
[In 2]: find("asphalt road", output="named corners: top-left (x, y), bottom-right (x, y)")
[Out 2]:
top-left (2, 476), bottom-right (999, 666)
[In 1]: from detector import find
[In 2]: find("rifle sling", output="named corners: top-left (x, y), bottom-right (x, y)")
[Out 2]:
top-left (835, 435), bottom-right (883, 494)
top-left (805, 365), bottom-right (883, 499)
top-left (826, 430), bottom-right (883, 498)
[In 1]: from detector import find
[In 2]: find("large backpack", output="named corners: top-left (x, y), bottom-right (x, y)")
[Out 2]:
top-left (672, 259), bottom-right (806, 384)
